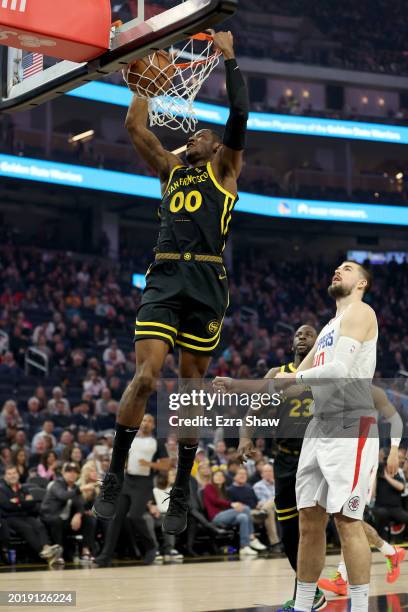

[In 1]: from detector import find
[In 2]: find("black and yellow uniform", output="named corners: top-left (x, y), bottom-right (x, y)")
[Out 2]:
top-left (274, 362), bottom-right (313, 573)
top-left (135, 162), bottom-right (237, 354)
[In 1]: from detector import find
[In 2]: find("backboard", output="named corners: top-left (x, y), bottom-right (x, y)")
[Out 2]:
top-left (0, 0), bottom-right (237, 112)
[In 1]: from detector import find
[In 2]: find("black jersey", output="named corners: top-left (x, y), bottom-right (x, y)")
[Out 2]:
top-left (156, 162), bottom-right (237, 255)
top-left (276, 362), bottom-right (313, 453)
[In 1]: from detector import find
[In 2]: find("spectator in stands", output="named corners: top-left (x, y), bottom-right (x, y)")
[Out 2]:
top-left (98, 454), bottom-right (111, 479)
top-left (83, 370), bottom-right (106, 398)
top-left (73, 402), bottom-right (95, 430)
top-left (227, 467), bottom-right (276, 548)
top-left (149, 469), bottom-right (183, 562)
top-left (210, 440), bottom-right (228, 467)
top-left (78, 461), bottom-right (100, 505)
top-left (40, 462), bottom-right (96, 564)
top-left (95, 388), bottom-right (112, 416)
top-left (9, 325), bottom-right (29, 368)
top-left (28, 437), bottom-right (48, 469)
top-left (373, 452), bottom-right (408, 539)
top-left (0, 465), bottom-right (62, 566)
top-left (10, 430), bottom-right (30, 456)
top-left (204, 469), bottom-right (266, 557)
top-left (0, 352), bottom-right (22, 383)
top-left (24, 397), bottom-right (44, 439)
top-left (12, 448), bottom-right (29, 483)
top-left (63, 445), bottom-right (84, 469)
top-left (65, 351), bottom-right (87, 385)
top-left (95, 400), bottom-right (117, 431)
top-left (95, 295), bottom-right (116, 322)
top-left (55, 430), bottom-right (74, 458)
top-left (0, 446), bottom-right (11, 475)
top-left (92, 324), bottom-right (110, 348)
top-left (34, 386), bottom-right (48, 412)
top-left (245, 449), bottom-right (265, 478)
top-left (248, 458), bottom-right (267, 485)
top-left (31, 420), bottom-right (56, 453)
top-left (38, 450), bottom-right (59, 481)
top-left (253, 463), bottom-right (280, 549)
top-left (107, 376), bottom-right (123, 401)
top-left (194, 460), bottom-right (212, 490)
top-left (225, 458), bottom-right (241, 485)
top-left (48, 400), bottom-right (72, 431)
top-left (0, 400), bottom-right (23, 430)
top-left (47, 387), bottom-right (70, 413)
top-left (77, 460), bottom-right (108, 548)
top-left (103, 339), bottom-right (126, 372)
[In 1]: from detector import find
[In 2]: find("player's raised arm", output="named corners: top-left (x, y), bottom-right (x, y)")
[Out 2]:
top-left (296, 303), bottom-right (377, 384)
top-left (124, 95), bottom-right (181, 188)
top-left (211, 30), bottom-right (249, 179)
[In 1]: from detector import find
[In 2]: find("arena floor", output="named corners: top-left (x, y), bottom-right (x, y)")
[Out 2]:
top-left (2, 552), bottom-right (407, 611)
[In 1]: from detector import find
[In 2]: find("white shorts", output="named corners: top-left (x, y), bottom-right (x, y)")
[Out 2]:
top-left (296, 416), bottom-right (379, 520)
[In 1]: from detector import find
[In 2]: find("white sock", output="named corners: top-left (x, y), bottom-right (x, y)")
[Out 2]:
top-left (294, 581), bottom-right (316, 612)
top-left (349, 584), bottom-right (369, 611)
top-left (338, 560), bottom-right (348, 581)
top-left (379, 541), bottom-right (395, 556)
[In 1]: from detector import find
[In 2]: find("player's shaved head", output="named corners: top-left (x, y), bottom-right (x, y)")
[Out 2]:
top-left (293, 325), bottom-right (317, 358)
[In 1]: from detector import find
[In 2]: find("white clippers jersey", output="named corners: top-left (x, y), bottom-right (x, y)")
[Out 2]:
top-left (311, 305), bottom-right (378, 417)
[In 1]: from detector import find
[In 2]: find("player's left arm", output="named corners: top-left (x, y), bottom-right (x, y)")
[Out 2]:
top-left (211, 30), bottom-right (249, 181)
top-left (372, 385), bottom-right (403, 475)
top-left (296, 303), bottom-right (377, 384)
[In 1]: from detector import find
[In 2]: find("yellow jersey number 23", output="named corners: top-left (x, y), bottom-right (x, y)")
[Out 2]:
top-left (289, 397), bottom-right (313, 418)
top-left (170, 190), bottom-right (203, 213)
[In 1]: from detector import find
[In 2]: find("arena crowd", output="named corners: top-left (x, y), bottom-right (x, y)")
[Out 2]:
top-left (0, 246), bottom-right (407, 566)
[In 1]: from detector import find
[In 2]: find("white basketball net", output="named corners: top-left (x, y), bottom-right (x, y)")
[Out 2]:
top-left (124, 34), bottom-right (221, 133)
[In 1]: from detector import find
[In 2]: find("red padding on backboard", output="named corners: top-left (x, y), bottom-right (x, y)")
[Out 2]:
top-left (0, 0), bottom-right (112, 62)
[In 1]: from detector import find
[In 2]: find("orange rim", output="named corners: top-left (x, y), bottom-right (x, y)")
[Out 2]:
top-left (173, 32), bottom-right (220, 69)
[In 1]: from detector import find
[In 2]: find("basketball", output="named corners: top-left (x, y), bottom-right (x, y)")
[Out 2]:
top-left (126, 50), bottom-right (176, 97)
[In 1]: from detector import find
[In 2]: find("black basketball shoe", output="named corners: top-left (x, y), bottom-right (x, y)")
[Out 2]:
top-left (162, 487), bottom-right (189, 535)
top-left (92, 472), bottom-right (123, 519)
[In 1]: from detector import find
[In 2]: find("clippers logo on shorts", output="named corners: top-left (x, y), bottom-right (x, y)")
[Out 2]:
top-left (207, 320), bottom-right (220, 334)
top-left (1, 0), bottom-right (27, 12)
top-left (348, 496), bottom-right (360, 512)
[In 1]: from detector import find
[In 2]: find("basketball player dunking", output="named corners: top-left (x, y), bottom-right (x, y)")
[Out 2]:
top-left (276, 261), bottom-right (379, 612)
top-left (93, 31), bottom-right (249, 535)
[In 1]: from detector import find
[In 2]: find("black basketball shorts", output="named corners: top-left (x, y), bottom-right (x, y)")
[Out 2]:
top-left (135, 260), bottom-right (229, 354)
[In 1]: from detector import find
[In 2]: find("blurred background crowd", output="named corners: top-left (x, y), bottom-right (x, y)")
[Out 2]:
top-left (0, 245), bottom-right (407, 567)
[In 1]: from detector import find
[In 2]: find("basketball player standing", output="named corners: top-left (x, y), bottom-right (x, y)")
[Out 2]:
top-left (276, 260), bottom-right (378, 612)
top-left (94, 31), bottom-right (249, 535)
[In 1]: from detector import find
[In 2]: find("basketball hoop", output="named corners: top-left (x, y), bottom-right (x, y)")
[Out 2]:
top-left (123, 33), bottom-right (221, 133)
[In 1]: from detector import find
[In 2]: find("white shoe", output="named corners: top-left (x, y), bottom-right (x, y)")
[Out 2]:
top-left (155, 553), bottom-right (164, 563)
top-left (250, 538), bottom-right (267, 551)
top-left (164, 549), bottom-right (184, 562)
top-left (239, 546), bottom-right (258, 557)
